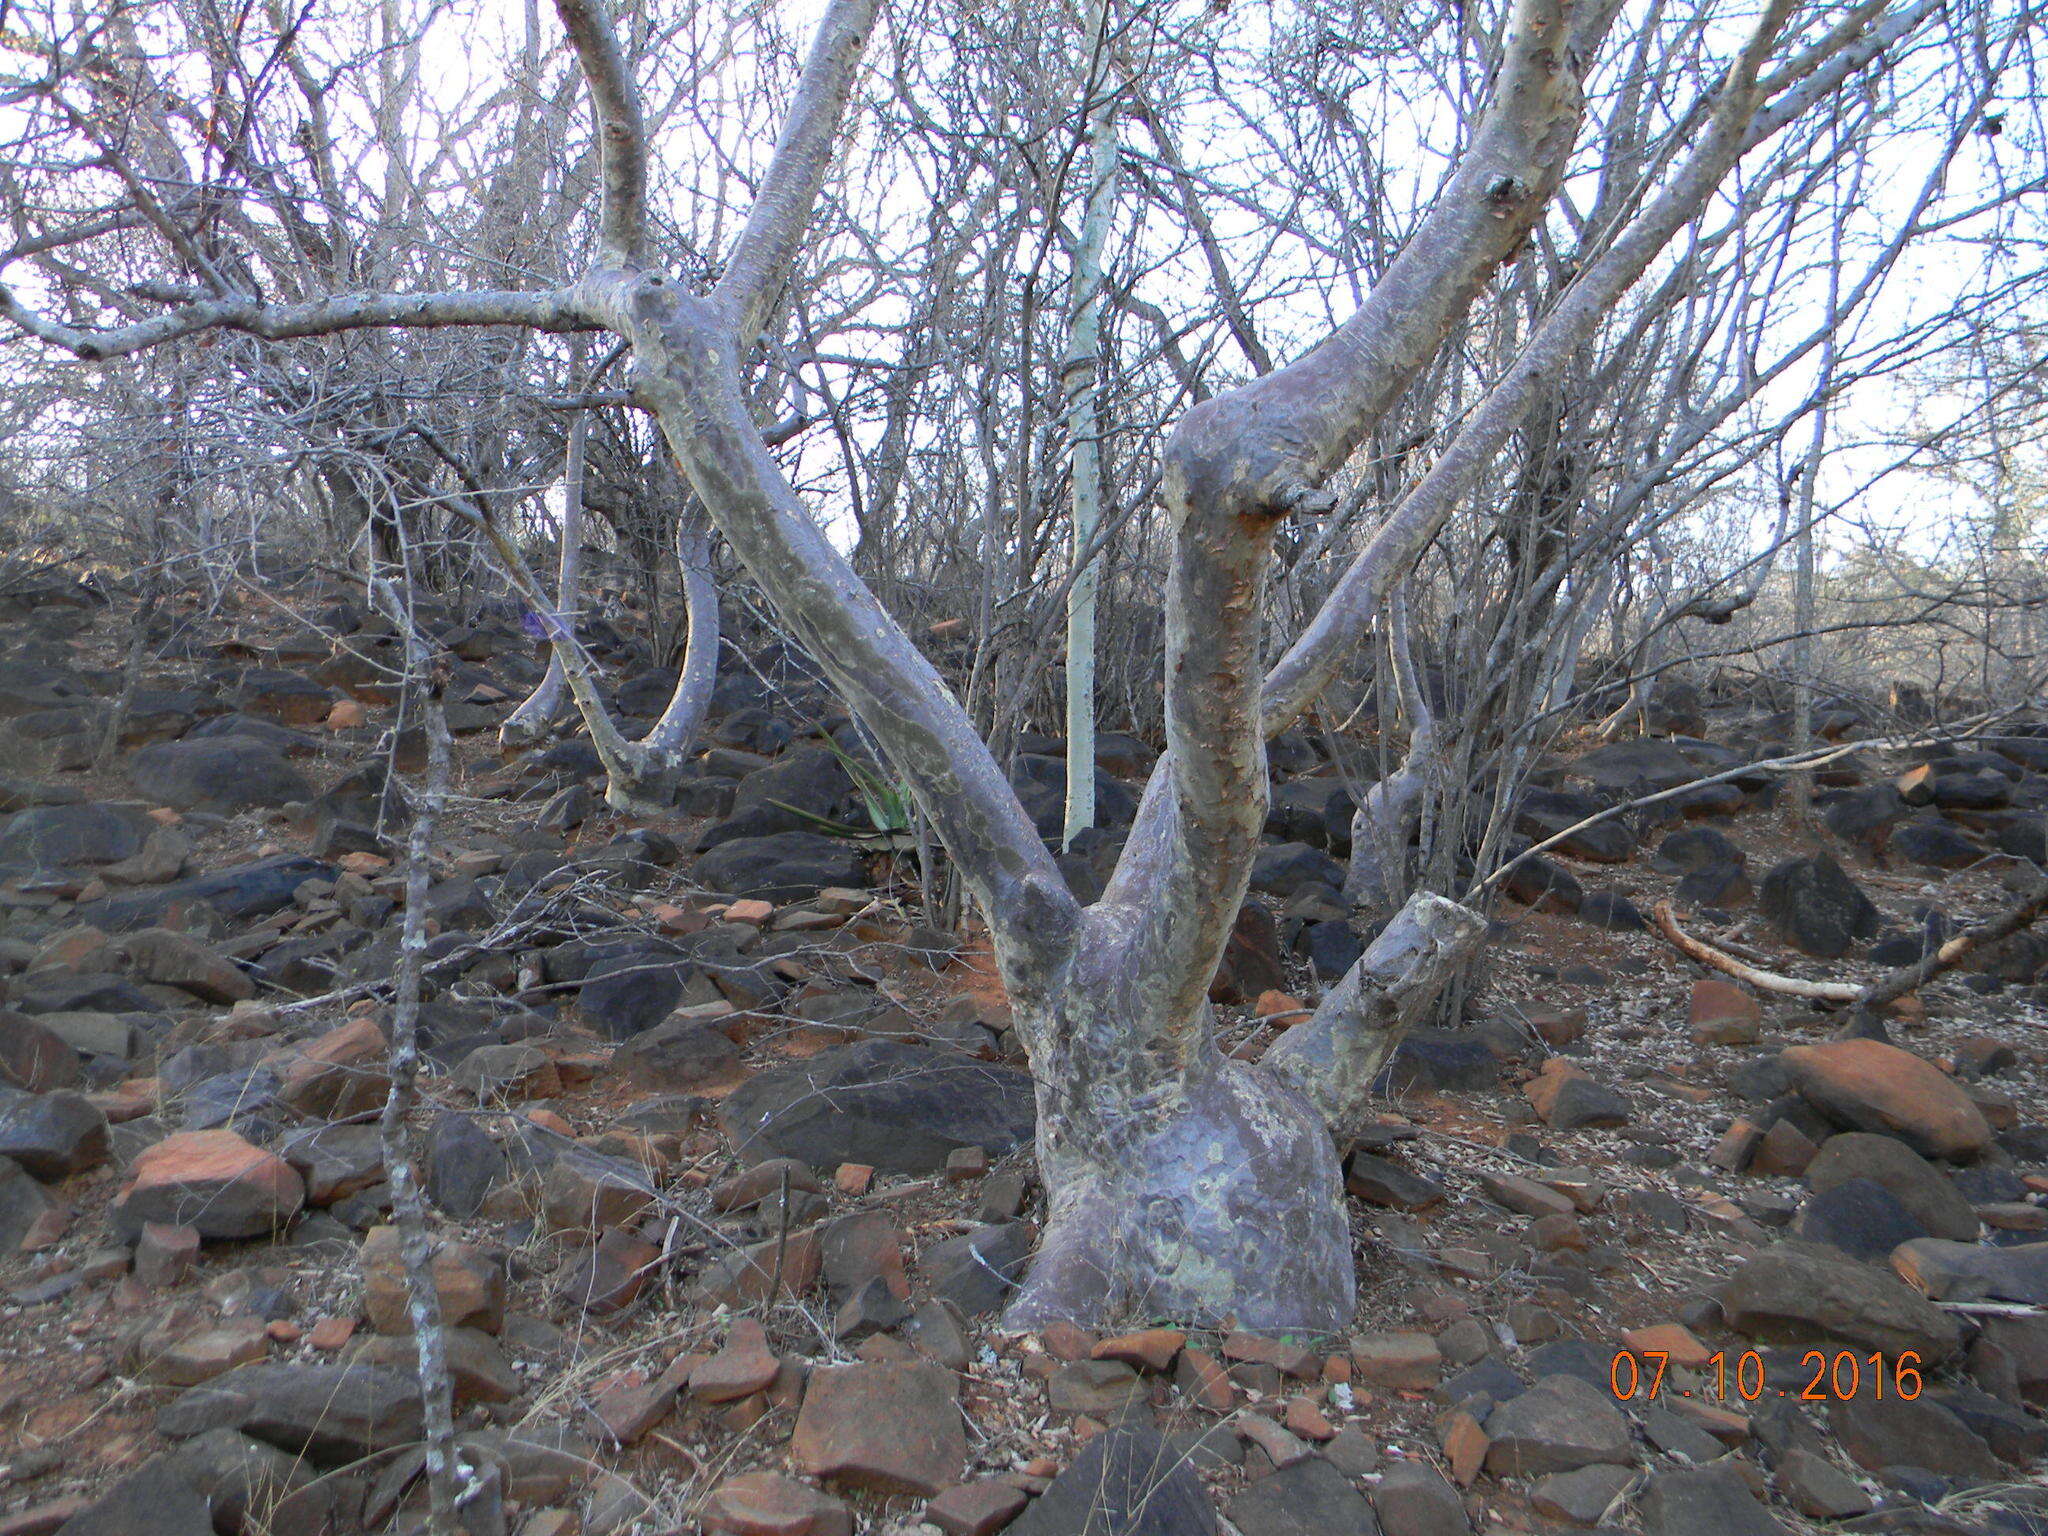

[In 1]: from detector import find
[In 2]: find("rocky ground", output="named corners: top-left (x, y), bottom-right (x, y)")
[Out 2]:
top-left (0, 568), bottom-right (2045, 1536)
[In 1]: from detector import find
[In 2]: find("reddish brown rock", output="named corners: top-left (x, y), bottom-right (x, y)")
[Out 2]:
top-left (1092, 1329), bottom-right (1186, 1373)
top-left (702, 1471), bottom-right (846, 1536)
top-left (111, 1129), bottom-right (303, 1240)
top-left (924, 1480), bottom-right (1028, 1536)
top-left (791, 1362), bottom-right (966, 1496)
top-left (1350, 1331), bottom-right (1442, 1390)
top-left (690, 1318), bottom-right (781, 1404)
top-left (360, 1225), bottom-right (506, 1335)
top-left (121, 928), bottom-right (253, 1005)
top-left (133, 1221), bottom-right (200, 1289)
top-left (276, 1017), bottom-right (390, 1117)
top-left (1782, 1040), bottom-right (1992, 1161)
top-left (1689, 978), bottom-right (1760, 1044)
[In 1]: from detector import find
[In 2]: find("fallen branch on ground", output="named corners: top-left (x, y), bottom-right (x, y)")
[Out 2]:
top-left (1651, 900), bottom-right (1864, 1002)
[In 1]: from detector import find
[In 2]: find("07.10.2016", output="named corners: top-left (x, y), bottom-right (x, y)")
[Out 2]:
top-left (1610, 1348), bottom-right (1922, 1402)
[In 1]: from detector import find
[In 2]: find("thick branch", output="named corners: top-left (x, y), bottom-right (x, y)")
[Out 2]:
top-left (1265, 892), bottom-right (1489, 1125)
top-left (0, 282), bottom-right (592, 360)
top-left (712, 0), bottom-right (879, 350)
top-left (1860, 875), bottom-right (2048, 1011)
top-left (1653, 901), bottom-right (1862, 1002)
top-left (553, 0), bottom-right (650, 265)
top-left (1103, 0), bottom-right (1593, 1028)
top-left (615, 280), bottom-right (1079, 977)
top-left (1260, 0), bottom-right (1929, 736)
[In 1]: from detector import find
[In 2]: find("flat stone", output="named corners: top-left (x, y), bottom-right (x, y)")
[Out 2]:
top-left (1638, 1464), bottom-right (1789, 1536)
top-left (1832, 1393), bottom-right (2003, 1481)
top-left (1374, 1460), bottom-right (1469, 1536)
top-left (1719, 1242), bottom-right (1961, 1361)
top-left (924, 1480), bottom-right (1031, 1536)
top-left (1530, 1464), bottom-right (1635, 1527)
top-left (1482, 1374), bottom-right (1634, 1476)
top-left (719, 1039), bottom-right (1034, 1175)
top-left (49, 1455), bottom-right (212, 1536)
top-left (1778, 1448), bottom-right (1874, 1519)
top-left (1227, 1456), bottom-right (1376, 1536)
top-left (1007, 1421), bottom-right (1219, 1536)
top-left (1351, 1331), bottom-right (1443, 1390)
top-left (701, 1472), bottom-right (844, 1536)
top-left (1346, 1152), bottom-right (1447, 1211)
top-left (691, 1319), bottom-right (781, 1404)
top-left (1094, 1328), bottom-right (1187, 1373)
top-left (137, 1318), bottom-right (272, 1386)
top-left (156, 1362), bottom-right (422, 1464)
top-left (0, 1090), bottom-right (108, 1178)
top-left (1892, 1238), bottom-right (2048, 1305)
top-left (790, 1362), bottom-right (965, 1496)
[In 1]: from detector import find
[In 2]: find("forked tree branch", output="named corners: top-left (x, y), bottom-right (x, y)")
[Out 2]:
top-left (1257, 0), bottom-right (1919, 737)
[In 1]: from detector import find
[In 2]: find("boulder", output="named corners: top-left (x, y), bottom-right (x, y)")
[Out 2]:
top-left (1781, 1040), bottom-right (1993, 1161)
top-left (1805, 1133), bottom-right (1978, 1240)
top-left (1718, 1241), bottom-right (1961, 1360)
top-left (1757, 853), bottom-right (1881, 959)
top-left (129, 739), bottom-right (312, 814)
top-left (111, 1128), bottom-right (305, 1240)
top-left (0, 803), bottom-right (151, 870)
top-left (692, 831), bottom-right (868, 901)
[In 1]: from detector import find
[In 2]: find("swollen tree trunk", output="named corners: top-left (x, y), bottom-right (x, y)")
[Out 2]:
top-left (1060, 0), bottom-right (1117, 851)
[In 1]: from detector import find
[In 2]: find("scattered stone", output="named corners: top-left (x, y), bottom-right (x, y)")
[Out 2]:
top-left (790, 1362), bottom-right (965, 1496)
top-left (1777, 1448), bottom-right (1874, 1520)
top-left (1482, 1374), bottom-right (1634, 1476)
top-left (1794, 1179), bottom-right (1930, 1261)
top-left (111, 1129), bottom-right (305, 1240)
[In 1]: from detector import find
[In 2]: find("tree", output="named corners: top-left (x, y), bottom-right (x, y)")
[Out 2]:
top-left (0, 0), bottom-right (1963, 1329)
